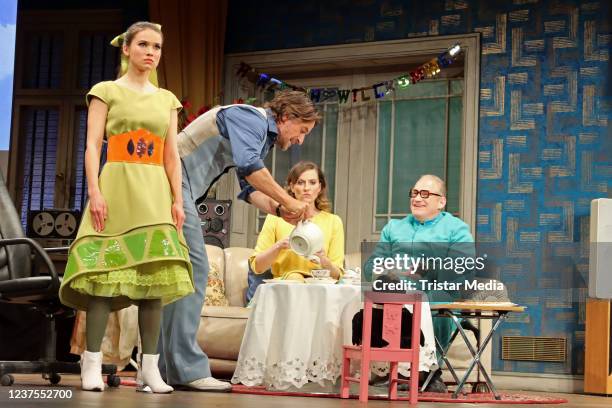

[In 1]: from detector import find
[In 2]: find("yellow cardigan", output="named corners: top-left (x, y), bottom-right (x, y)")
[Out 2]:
top-left (249, 211), bottom-right (345, 279)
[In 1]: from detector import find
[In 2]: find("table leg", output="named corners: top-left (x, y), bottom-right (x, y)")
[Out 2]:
top-left (450, 313), bottom-right (506, 400)
top-left (469, 314), bottom-right (506, 400)
top-left (421, 323), bottom-right (461, 392)
top-left (441, 326), bottom-right (462, 385)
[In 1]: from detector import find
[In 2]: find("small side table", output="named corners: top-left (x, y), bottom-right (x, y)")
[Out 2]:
top-left (426, 302), bottom-right (526, 399)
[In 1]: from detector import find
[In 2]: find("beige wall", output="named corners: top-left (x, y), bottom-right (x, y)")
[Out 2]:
top-left (0, 150), bottom-right (8, 181)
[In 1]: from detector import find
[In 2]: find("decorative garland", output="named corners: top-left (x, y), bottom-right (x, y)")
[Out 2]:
top-left (235, 44), bottom-right (462, 104)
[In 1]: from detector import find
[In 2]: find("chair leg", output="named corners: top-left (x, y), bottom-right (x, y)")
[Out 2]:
top-left (359, 357), bottom-right (370, 402)
top-left (388, 361), bottom-right (398, 400)
top-left (409, 364), bottom-right (419, 405)
top-left (340, 351), bottom-right (350, 399)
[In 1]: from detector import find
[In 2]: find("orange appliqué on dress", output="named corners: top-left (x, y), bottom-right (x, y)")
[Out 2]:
top-left (107, 129), bottom-right (164, 165)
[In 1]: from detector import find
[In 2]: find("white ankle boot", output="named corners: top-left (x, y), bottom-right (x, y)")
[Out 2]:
top-left (137, 354), bottom-right (173, 394)
top-left (81, 350), bottom-right (105, 391)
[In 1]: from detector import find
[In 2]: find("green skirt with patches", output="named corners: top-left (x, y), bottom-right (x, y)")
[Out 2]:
top-left (60, 224), bottom-right (193, 312)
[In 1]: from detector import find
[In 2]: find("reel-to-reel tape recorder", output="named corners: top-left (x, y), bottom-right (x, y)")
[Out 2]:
top-left (27, 209), bottom-right (81, 247)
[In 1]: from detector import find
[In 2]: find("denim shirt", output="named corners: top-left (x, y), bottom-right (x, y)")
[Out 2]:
top-left (180, 105), bottom-right (278, 202)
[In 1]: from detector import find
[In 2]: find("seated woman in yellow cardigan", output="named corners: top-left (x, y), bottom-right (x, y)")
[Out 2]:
top-left (249, 161), bottom-right (344, 283)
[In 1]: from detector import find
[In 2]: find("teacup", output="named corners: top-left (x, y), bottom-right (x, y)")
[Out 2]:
top-left (289, 220), bottom-right (324, 263)
top-left (311, 269), bottom-right (330, 279)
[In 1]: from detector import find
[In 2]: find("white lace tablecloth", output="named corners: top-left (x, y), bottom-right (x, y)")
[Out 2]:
top-left (231, 283), bottom-right (437, 390)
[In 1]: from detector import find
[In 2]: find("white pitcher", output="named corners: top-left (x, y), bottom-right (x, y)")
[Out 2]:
top-left (288, 220), bottom-right (324, 264)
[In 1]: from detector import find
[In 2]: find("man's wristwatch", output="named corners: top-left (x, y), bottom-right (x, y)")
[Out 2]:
top-left (275, 204), bottom-right (282, 217)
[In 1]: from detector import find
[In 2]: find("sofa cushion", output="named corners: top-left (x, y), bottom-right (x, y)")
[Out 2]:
top-left (205, 244), bottom-right (225, 278)
top-left (201, 305), bottom-right (251, 319)
top-left (204, 261), bottom-right (229, 306)
top-left (223, 247), bottom-right (253, 307)
top-left (198, 306), bottom-right (251, 361)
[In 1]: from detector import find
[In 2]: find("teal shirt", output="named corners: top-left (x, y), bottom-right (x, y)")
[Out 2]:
top-left (366, 212), bottom-right (475, 299)
top-left (380, 212), bottom-right (473, 245)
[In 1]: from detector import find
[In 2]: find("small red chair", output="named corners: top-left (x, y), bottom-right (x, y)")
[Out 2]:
top-left (341, 291), bottom-right (422, 404)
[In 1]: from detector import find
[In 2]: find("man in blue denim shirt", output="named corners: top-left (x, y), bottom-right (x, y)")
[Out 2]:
top-left (157, 91), bottom-right (320, 391)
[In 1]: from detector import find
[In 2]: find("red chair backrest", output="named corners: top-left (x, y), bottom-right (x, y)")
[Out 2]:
top-left (362, 291), bottom-right (422, 351)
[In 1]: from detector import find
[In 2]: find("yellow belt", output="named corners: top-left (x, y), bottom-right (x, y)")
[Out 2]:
top-left (107, 129), bottom-right (164, 165)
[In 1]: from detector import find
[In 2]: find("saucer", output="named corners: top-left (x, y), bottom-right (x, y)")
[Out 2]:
top-left (310, 269), bottom-right (331, 279)
top-left (304, 277), bottom-right (337, 285)
top-left (263, 279), bottom-right (302, 284)
top-left (340, 279), bottom-right (361, 286)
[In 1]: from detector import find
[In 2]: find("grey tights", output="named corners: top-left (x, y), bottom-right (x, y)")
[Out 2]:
top-left (86, 297), bottom-right (162, 355)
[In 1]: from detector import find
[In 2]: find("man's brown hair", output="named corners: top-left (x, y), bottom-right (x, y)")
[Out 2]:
top-left (264, 90), bottom-right (321, 123)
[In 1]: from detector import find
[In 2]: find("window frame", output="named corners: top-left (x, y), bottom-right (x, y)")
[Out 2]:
top-left (373, 77), bottom-right (465, 232)
top-left (7, 10), bottom-right (122, 211)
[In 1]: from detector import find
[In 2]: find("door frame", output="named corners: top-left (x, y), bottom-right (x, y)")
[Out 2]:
top-left (222, 34), bottom-right (481, 247)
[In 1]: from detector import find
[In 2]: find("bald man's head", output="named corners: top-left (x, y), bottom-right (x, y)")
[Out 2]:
top-left (416, 175), bottom-right (446, 196)
top-left (410, 175), bottom-right (447, 222)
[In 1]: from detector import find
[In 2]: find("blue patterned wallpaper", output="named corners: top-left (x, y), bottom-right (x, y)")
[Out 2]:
top-left (226, 0), bottom-right (611, 375)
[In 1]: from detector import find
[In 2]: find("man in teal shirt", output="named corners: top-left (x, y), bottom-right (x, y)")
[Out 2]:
top-left (365, 174), bottom-right (475, 391)
top-left (373, 174), bottom-right (475, 290)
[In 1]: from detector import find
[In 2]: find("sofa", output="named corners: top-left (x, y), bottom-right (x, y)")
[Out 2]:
top-left (198, 245), bottom-right (497, 383)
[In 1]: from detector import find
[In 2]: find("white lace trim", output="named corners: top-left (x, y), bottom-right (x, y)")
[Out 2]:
top-left (231, 345), bottom-right (437, 390)
top-left (231, 356), bottom-right (342, 390)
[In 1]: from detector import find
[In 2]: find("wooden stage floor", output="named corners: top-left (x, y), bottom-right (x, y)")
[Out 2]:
top-left (0, 374), bottom-right (609, 408)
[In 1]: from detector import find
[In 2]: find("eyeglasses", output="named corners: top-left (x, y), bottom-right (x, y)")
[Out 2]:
top-left (410, 189), bottom-right (443, 199)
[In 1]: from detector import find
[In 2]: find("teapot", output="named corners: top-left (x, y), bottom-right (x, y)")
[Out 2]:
top-left (289, 220), bottom-right (324, 264)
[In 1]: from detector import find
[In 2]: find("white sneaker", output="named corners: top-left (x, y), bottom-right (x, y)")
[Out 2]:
top-left (181, 377), bottom-right (232, 392)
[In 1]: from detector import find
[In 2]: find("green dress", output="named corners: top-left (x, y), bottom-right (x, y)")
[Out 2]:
top-left (59, 81), bottom-right (194, 312)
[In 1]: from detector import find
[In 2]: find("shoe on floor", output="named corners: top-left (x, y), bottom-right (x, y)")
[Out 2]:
top-left (176, 377), bottom-right (232, 392)
top-left (423, 370), bottom-right (448, 393)
top-left (424, 376), bottom-right (447, 393)
top-left (369, 373), bottom-right (389, 386)
top-left (366, 370), bottom-right (447, 393)
top-left (137, 354), bottom-right (173, 394)
top-left (80, 350), bottom-right (105, 392)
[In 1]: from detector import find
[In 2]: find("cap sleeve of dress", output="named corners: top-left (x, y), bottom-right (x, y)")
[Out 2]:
top-left (86, 82), bottom-right (110, 106)
top-left (168, 91), bottom-right (182, 112)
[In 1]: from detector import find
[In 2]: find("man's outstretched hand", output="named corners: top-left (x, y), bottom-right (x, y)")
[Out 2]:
top-left (279, 201), bottom-right (316, 225)
top-left (284, 197), bottom-right (308, 216)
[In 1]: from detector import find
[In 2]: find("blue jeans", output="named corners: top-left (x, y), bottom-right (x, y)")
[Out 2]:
top-left (245, 268), bottom-right (273, 304)
top-left (157, 169), bottom-right (211, 384)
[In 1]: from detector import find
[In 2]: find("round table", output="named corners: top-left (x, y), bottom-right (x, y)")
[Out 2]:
top-left (231, 282), bottom-right (437, 390)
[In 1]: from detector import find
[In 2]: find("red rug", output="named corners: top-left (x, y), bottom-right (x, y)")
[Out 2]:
top-left (231, 384), bottom-right (568, 404)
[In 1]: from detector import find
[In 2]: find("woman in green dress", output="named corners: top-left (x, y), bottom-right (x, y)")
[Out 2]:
top-left (59, 21), bottom-right (193, 393)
